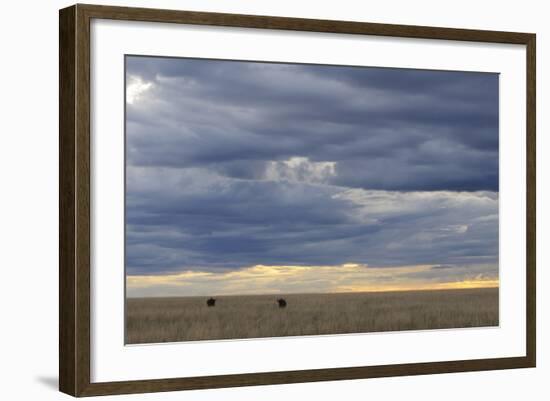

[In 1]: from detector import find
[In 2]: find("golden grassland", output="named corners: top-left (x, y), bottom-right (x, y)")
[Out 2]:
top-left (125, 287), bottom-right (498, 344)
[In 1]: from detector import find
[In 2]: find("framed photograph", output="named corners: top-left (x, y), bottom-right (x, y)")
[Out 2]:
top-left (59, 4), bottom-right (536, 397)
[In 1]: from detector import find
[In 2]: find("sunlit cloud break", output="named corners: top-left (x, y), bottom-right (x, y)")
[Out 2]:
top-left (264, 157), bottom-right (337, 184)
top-left (126, 75), bottom-right (153, 104)
top-left (127, 263), bottom-right (498, 297)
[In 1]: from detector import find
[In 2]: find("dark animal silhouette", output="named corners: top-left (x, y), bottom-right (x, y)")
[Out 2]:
top-left (206, 297), bottom-right (216, 307)
top-left (277, 298), bottom-right (287, 308)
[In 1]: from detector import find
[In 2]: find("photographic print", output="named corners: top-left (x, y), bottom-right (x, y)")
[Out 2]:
top-left (124, 56), bottom-right (499, 344)
top-left (59, 6), bottom-right (535, 394)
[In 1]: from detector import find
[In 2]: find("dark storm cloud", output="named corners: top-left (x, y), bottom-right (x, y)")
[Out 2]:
top-left (125, 166), bottom-right (498, 275)
top-left (125, 56), bottom-right (499, 275)
top-left (126, 56), bottom-right (498, 192)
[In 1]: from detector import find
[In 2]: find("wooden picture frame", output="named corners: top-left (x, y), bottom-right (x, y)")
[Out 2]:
top-left (59, 3), bottom-right (536, 397)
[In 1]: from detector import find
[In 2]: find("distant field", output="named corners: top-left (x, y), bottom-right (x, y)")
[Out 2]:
top-left (125, 288), bottom-right (498, 344)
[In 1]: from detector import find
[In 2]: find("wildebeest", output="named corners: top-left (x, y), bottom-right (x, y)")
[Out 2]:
top-left (277, 298), bottom-right (287, 308)
top-left (206, 297), bottom-right (216, 307)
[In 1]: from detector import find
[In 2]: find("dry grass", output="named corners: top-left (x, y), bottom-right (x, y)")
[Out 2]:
top-left (125, 288), bottom-right (498, 344)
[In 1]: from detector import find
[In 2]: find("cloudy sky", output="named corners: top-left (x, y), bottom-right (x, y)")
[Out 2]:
top-left (125, 56), bottom-right (499, 297)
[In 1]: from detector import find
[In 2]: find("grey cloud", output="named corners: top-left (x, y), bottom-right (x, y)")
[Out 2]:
top-left (125, 166), bottom-right (498, 275)
top-left (126, 56), bottom-right (498, 191)
top-left (125, 56), bottom-right (499, 276)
